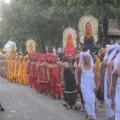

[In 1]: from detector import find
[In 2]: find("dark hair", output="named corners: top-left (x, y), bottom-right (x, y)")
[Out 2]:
top-left (66, 54), bottom-right (75, 65)
top-left (82, 45), bottom-right (88, 52)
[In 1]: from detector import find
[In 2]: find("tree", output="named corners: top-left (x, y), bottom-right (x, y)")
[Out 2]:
top-left (0, 0), bottom-right (85, 52)
top-left (0, 0), bottom-right (120, 54)
top-left (56, 0), bottom-right (120, 43)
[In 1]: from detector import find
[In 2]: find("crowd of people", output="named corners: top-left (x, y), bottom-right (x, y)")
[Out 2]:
top-left (0, 43), bottom-right (120, 120)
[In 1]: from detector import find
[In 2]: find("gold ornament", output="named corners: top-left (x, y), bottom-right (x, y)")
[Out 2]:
top-left (26, 39), bottom-right (35, 53)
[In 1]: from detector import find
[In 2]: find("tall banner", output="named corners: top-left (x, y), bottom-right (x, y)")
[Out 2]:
top-left (3, 41), bottom-right (17, 54)
top-left (79, 15), bottom-right (98, 44)
top-left (63, 27), bottom-right (77, 48)
top-left (26, 39), bottom-right (36, 53)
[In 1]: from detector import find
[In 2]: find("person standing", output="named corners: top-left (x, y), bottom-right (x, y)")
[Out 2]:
top-left (100, 45), bottom-right (115, 120)
top-left (22, 55), bottom-right (29, 85)
top-left (47, 55), bottom-right (62, 99)
top-left (13, 55), bottom-right (19, 82)
top-left (8, 56), bottom-right (15, 81)
top-left (61, 53), bottom-right (79, 109)
top-left (27, 54), bottom-right (32, 86)
top-left (16, 55), bottom-right (23, 84)
top-left (108, 44), bottom-right (120, 99)
top-left (30, 54), bottom-right (37, 88)
top-left (111, 52), bottom-right (120, 120)
top-left (78, 50), bottom-right (97, 120)
top-left (35, 53), bottom-right (44, 92)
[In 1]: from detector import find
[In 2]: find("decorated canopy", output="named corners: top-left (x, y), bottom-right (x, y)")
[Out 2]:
top-left (79, 15), bottom-right (98, 43)
top-left (63, 27), bottom-right (77, 54)
top-left (3, 41), bottom-right (17, 54)
top-left (26, 39), bottom-right (36, 53)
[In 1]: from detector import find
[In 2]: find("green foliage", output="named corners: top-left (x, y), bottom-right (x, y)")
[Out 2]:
top-left (0, 0), bottom-right (119, 52)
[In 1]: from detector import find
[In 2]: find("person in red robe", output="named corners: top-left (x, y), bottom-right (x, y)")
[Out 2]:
top-left (42, 54), bottom-right (50, 95)
top-left (27, 54), bottom-right (32, 86)
top-left (47, 54), bottom-right (62, 99)
top-left (35, 53), bottom-right (44, 92)
top-left (30, 54), bottom-right (37, 88)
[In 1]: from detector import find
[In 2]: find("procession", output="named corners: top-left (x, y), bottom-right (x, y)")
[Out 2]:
top-left (0, 0), bottom-right (120, 120)
top-left (0, 35), bottom-right (120, 120)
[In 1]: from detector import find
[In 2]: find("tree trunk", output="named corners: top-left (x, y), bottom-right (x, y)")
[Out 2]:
top-left (40, 34), bottom-right (46, 53)
top-left (36, 32), bottom-right (40, 52)
top-left (21, 42), bottom-right (26, 55)
top-left (102, 16), bottom-right (109, 44)
top-left (41, 40), bottom-right (46, 53)
top-left (36, 39), bottom-right (40, 52)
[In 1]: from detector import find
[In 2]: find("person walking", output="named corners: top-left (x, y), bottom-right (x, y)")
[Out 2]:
top-left (78, 50), bottom-right (97, 120)
top-left (111, 52), bottom-right (120, 120)
top-left (61, 53), bottom-right (79, 109)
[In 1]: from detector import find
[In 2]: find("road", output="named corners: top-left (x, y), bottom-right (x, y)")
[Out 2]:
top-left (0, 77), bottom-right (107, 120)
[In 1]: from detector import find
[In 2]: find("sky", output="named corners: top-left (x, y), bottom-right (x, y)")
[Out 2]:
top-left (3, 0), bottom-right (10, 3)
top-left (0, 0), bottom-right (10, 20)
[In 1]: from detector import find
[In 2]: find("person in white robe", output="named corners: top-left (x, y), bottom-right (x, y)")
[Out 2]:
top-left (100, 45), bottom-right (115, 120)
top-left (78, 50), bottom-right (97, 120)
top-left (111, 52), bottom-right (120, 120)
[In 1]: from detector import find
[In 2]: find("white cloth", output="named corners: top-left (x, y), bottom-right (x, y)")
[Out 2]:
top-left (104, 67), bottom-right (114, 118)
top-left (106, 45), bottom-right (115, 52)
top-left (4, 41), bottom-right (17, 52)
top-left (114, 52), bottom-right (120, 72)
top-left (79, 50), bottom-right (93, 66)
top-left (104, 44), bottom-right (116, 60)
top-left (53, 47), bottom-right (56, 55)
top-left (115, 43), bottom-right (120, 51)
top-left (80, 65), bottom-right (96, 120)
top-left (115, 76), bottom-right (120, 120)
top-left (108, 49), bottom-right (117, 62)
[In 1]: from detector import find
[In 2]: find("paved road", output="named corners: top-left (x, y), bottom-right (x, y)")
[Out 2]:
top-left (0, 78), bottom-right (107, 120)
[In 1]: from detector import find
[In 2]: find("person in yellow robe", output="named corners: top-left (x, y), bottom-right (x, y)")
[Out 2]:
top-left (98, 47), bottom-right (106, 62)
top-left (6, 56), bottom-right (11, 80)
top-left (9, 56), bottom-right (15, 81)
top-left (94, 55), bottom-right (101, 71)
top-left (91, 51), bottom-right (100, 89)
top-left (22, 55), bottom-right (29, 85)
top-left (5, 55), bottom-right (11, 80)
top-left (7, 55), bottom-right (14, 81)
top-left (91, 49), bottom-right (105, 107)
top-left (13, 55), bottom-right (19, 82)
top-left (16, 55), bottom-right (23, 84)
top-left (5, 55), bottom-right (9, 79)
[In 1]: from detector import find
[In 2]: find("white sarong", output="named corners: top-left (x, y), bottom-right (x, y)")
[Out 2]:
top-left (104, 68), bottom-right (114, 118)
top-left (115, 76), bottom-right (120, 120)
top-left (80, 65), bottom-right (96, 120)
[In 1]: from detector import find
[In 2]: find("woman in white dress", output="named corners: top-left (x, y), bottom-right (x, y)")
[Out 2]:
top-left (78, 50), bottom-right (97, 120)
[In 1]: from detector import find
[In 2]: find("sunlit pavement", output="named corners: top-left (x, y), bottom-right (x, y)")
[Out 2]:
top-left (0, 78), bottom-right (107, 120)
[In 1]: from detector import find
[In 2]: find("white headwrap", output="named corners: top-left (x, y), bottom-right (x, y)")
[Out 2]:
top-left (108, 49), bottom-right (117, 62)
top-left (3, 41), bottom-right (17, 52)
top-left (115, 43), bottom-right (120, 51)
top-left (113, 52), bottom-right (120, 72)
top-left (108, 43), bottom-right (120, 62)
top-left (104, 44), bottom-right (116, 60)
top-left (79, 50), bottom-right (93, 66)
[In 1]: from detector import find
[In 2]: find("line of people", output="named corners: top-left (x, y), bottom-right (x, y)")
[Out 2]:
top-left (0, 50), bottom-right (101, 120)
top-left (0, 44), bottom-right (120, 120)
top-left (100, 44), bottom-right (120, 120)
top-left (0, 53), bottom-right (62, 99)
